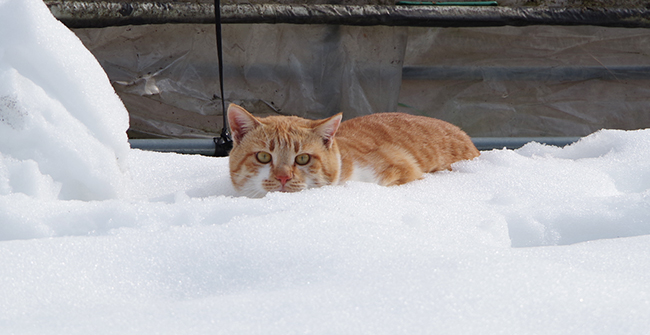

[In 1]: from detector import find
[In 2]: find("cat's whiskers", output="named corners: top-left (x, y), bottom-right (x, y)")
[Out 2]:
top-left (286, 180), bottom-right (307, 192)
top-left (239, 183), bottom-right (267, 198)
top-left (236, 165), bottom-right (270, 197)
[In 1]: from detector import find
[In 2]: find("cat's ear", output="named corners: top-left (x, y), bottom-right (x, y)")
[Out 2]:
top-left (228, 104), bottom-right (261, 144)
top-left (315, 113), bottom-right (342, 149)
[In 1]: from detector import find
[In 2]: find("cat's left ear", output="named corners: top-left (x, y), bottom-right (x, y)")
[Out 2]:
top-left (228, 104), bottom-right (261, 144)
top-left (315, 113), bottom-right (342, 149)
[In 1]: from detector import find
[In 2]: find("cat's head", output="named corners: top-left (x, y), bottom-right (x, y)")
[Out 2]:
top-left (227, 104), bottom-right (342, 198)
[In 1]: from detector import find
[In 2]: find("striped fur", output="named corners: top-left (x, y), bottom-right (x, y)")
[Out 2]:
top-left (227, 104), bottom-right (479, 197)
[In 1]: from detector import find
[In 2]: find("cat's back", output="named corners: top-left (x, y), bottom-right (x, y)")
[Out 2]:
top-left (335, 113), bottom-right (479, 185)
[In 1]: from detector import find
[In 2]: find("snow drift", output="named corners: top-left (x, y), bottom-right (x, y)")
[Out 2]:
top-left (0, 0), bottom-right (129, 201)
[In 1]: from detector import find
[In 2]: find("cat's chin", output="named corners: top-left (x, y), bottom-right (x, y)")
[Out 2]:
top-left (270, 186), bottom-right (305, 194)
top-left (278, 188), bottom-right (301, 193)
top-left (237, 185), bottom-right (306, 198)
top-left (265, 181), bottom-right (308, 194)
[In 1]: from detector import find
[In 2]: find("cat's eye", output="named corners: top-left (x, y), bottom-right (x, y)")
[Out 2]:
top-left (256, 151), bottom-right (272, 164)
top-left (295, 154), bottom-right (311, 165)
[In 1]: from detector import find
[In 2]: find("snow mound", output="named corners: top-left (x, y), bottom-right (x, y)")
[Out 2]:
top-left (0, 0), bottom-right (129, 201)
top-left (463, 129), bottom-right (650, 247)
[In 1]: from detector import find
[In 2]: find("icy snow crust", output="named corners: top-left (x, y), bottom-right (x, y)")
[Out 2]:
top-left (1, 0), bottom-right (650, 333)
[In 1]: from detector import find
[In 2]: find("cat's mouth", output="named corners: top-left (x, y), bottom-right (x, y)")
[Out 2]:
top-left (278, 184), bottom-right (300, 193)
top-left (271, 182), bottom-right (305, 193)
top-left (262, 176), bottom-right (308, 193)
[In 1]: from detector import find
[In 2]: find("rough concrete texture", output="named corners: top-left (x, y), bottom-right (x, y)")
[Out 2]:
top-left (75, 0), bottom-right (650, 8)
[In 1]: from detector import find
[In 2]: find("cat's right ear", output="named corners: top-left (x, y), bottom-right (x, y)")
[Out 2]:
top-left (228, 104), bottom-right (261, 144)
top-left (316, 113), bottom-right (342, 149)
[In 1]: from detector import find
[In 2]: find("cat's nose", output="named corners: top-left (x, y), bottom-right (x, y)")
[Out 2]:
top-left (276, 174), bottom-right (292, 186)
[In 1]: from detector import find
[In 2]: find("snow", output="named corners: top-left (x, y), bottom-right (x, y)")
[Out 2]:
top-left (1, 0), bottom-right (650, 333)
top-left (0, 0), bottom-right (129, 202)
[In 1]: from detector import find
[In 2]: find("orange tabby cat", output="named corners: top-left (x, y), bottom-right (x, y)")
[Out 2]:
top-left (227, 103), bottom-right (479, 197)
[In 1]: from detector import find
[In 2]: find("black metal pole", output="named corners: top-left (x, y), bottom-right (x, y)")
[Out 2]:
top-left (213, 0), bottom-right (233, 157)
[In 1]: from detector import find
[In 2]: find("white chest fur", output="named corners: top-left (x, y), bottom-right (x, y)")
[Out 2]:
top-left (347, 164), bottom-right (379, 184)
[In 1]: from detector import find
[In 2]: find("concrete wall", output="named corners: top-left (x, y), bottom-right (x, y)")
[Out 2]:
top-left (76, 0), bottom-right (650, 8)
